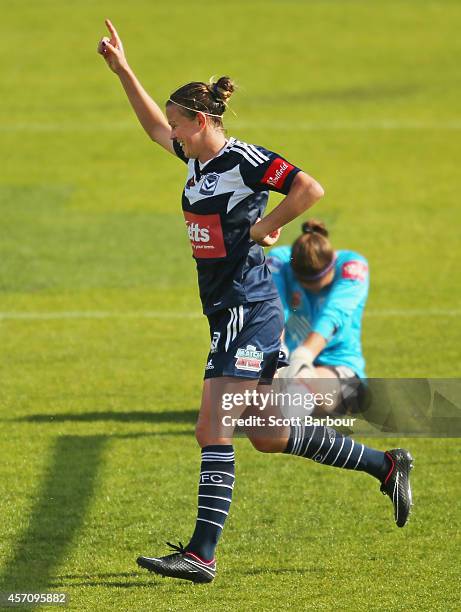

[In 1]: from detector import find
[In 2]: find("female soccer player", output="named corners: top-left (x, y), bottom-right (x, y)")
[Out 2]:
top-left (269, 219), bottom-right (370, 414)
top-left (98, 20), bottom-right (413, 584)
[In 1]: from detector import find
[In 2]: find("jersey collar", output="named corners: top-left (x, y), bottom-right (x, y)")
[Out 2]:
top-left (196, 137), bottom-right (236, 176)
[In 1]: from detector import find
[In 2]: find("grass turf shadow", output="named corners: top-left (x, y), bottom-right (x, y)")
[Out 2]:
top-left (9, 410), bottom-right (197, 425)
top-left (49, 571), bottom-right (168, 590)
top-left (0, 432), bottom-right (195, 593)
top-left (0, 435), bottom-right (106, 593)
top-left (49, 580), bottom-right (160, 589)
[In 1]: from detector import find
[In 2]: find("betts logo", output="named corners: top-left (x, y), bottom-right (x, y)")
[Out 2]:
top-left (341, 260), bottom-right (368, 281)
top-left (187, 222), bottom-right (210, 243)
top-left (261, 157), bottom-right (294, 190)
top-left (184, 211), bottom-right (226, 258)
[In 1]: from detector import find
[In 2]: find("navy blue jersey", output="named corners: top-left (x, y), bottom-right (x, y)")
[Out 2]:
top-left (173, 137), bottom-right (302, 314)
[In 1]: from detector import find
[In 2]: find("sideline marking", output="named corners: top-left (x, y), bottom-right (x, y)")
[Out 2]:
top-left (0, 309), bottom-right (459, 321)
top-left (1, 121), bottom-right (461, 133)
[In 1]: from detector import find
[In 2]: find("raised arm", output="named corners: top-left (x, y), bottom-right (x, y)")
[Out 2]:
top-left (97, 19), bottom-right (174, 155)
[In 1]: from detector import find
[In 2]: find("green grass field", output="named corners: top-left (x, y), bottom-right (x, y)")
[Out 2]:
top-left (1, 1), bottom-right (460, 610)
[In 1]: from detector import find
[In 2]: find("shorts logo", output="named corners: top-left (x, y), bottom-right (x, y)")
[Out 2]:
top-left (210, 332), bottom-right (220, 354)
top-left (199, 173), bottom-right (220, 196)
top-left (261, 158), bottom-right (294, 190)
top-left (278, 349), bottom-right (288, 362)
top-left (205, 359), bottom-right (214, 371)
top-left (235, 344), bottom-right (264, 372)
top-left (341, 260), bottom-right (368, 282)
top-left (183, 211), bottom-right (227, 258)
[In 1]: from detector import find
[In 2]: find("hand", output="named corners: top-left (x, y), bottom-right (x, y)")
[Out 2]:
top-left (250, 218), bottom-right (282, 247)
top-left (97, 19), bottom-right (127, 74)
top-left (278, 346), bottom-right (315, 379)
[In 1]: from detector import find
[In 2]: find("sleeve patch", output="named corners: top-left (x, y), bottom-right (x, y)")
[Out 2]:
top-left (341, 261), bottom-right (368, 281)
top-left (261, 158), bottom-right (295, 189)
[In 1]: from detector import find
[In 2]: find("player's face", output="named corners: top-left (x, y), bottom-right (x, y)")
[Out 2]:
top-left (166, 104), bottom-right (203, 159)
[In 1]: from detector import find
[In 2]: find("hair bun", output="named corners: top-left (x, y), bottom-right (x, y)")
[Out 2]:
top-left (209, 76), bottom-right (235, 104)
top-left (301, 219), bottom-right (329, 237)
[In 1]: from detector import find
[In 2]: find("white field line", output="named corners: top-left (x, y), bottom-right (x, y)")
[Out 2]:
top-left (0, 309), bottom-right (459, 321)
top-left (1, 120), bottom-right (461, 133)
top-left (0, 310), bottom-right (202, 320)
top-left (235, 120), bottom-right (461, 131)
top-left (365, 309), bottom-right (460, 317)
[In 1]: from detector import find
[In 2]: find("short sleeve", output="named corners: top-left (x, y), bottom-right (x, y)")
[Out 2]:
top-left (239, 145), bottom-right (301, 195)
top-left (172, 139), bottom-right (189, 164)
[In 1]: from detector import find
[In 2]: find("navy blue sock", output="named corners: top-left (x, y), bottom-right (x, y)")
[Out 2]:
top-left (186, 445), bottom-right (235, 561)
top-left (284, 423), bottom-right (390, 481)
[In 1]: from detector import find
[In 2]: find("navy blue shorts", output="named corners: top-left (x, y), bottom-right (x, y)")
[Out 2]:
top-left (204, 298), bottom-right (286, 381)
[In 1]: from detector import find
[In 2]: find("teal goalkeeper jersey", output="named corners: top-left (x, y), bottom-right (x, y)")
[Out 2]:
top-left (267, 247), bottom-right (369, 379)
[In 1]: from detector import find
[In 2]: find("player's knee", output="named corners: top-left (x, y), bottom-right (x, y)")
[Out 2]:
top-left (248, 436), bottom-right (280, 453)
top-left (195, 423), bottom-right (230, 447)
top-left (195, 422), bottom-right (209, 447)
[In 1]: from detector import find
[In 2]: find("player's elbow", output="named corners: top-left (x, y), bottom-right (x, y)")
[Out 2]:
top-left (293, 172), bottom-right (325, 209)
top-left (305, 177), bottom-right (325, 203)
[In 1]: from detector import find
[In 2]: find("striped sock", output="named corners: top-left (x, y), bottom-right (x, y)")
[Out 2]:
top-left (186, 445), bottom-right (235, 561)
top-left (284, 423), bottom-right (390, 480)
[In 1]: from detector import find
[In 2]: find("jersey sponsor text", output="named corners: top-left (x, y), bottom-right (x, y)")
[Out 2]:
top-left (341, 260), bottom-right (368, 282)
top-left (184, 211), bottom-right (227, 258)
top-left (261, 158), bottom-right (295, 189)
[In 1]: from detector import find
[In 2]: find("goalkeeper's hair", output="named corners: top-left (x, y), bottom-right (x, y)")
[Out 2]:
top-left (291, 220), bottom-right (334, 279)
